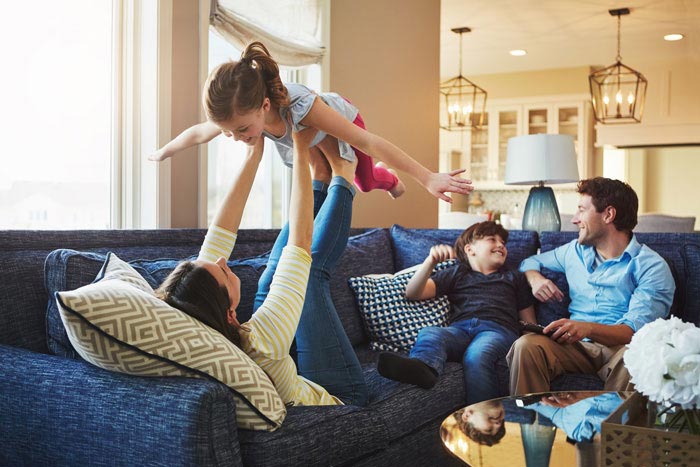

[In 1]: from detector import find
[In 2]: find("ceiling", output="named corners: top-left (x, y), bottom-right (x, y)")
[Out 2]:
top-left (440, 0), bottom-right (700, 78)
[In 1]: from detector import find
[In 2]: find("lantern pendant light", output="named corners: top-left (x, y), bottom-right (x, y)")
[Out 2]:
top-left (440, 27), bottom-right (487, 130)
top-left (589, 8), bottom-right (647, 124)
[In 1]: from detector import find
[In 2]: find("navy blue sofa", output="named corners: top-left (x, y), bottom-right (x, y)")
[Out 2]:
top-left (1, 226), bottom-right (698, 466)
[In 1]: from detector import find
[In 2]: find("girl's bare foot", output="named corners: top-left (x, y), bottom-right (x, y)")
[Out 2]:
top-left (326, 153), bottom-right (358, 185)
top-left (376, 162), bottom-right (406, 199)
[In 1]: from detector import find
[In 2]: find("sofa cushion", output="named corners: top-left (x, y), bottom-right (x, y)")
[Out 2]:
top-left (45, 249), bottom-right (267, 358)
top-left (390, 224), bottom-right (539, 272)
top-left (55, 252), bottom-right (286, 431)
top-left (332, 229), bottom-right (395, 347)
top-left (366, 361), bottom-right (468, 440)
top-left (348, 262), bottom-right (453, 353)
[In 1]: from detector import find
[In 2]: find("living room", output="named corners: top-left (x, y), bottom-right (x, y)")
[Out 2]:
top-left (2, 1), bottom-right (699, 466)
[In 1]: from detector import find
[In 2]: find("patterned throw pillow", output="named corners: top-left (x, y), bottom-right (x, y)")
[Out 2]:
top-left (348, 261), bottom-right (454, 353)
top-left (56, 253), bottom-right (286, 431)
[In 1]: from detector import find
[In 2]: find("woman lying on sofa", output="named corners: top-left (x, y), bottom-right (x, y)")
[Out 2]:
top-left (156, 126), bottom-right (369, 406)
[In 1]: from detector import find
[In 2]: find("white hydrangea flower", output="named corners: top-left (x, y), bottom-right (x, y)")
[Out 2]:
top-left (625, 317), bottom-right (700, 409)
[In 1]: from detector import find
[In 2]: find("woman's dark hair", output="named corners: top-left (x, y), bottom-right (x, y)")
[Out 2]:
top-left (452, 411), bottom-right (506, 446)
top-left (203, 41), bottom-right (290, 123)
top-left (454, 221), bottom-right (509, 265)
top-left (155, 261), bottom-right (240, 347)
top-left (577, 177), bottom-right (638, 235)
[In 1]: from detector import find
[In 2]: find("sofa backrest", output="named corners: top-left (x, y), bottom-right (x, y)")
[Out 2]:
top-left (388, 225), bottom-right (540, 272)
top-left (0, 229), bottom-right (278, 353)
top-left (539, 231), bottom-right (700, 326)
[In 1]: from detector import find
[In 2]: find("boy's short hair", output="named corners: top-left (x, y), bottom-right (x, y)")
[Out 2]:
top-left (454, 221), bottom-right (509, 265)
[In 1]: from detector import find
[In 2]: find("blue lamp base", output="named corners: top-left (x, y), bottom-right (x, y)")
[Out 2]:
top-left (522, 185), bottom-right (561, 232)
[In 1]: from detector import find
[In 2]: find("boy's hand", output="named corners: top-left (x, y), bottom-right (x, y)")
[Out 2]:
top-left (148, 148), bottom-right (171, 162)
top-left (425, 169), bottom-right (473, 203)
top-left (427, 244), bottom-right (455, 264)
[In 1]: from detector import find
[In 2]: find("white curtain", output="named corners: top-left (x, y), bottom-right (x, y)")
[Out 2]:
top-left (210, 0), bottom-right (325, 66)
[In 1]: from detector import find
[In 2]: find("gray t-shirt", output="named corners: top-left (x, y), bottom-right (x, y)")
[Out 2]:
top-left (262, 83), bottom-right (360, 168)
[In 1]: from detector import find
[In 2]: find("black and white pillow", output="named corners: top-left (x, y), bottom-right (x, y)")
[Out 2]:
top-left (348, 261), bottom-right (454, 353)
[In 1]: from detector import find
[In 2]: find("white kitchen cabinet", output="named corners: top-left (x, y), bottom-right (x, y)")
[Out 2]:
top-left (450, 94), bottom-right (594, 190)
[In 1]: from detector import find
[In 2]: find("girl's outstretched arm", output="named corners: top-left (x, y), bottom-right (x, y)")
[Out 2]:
top-left (209, 137), bottom-right (264, 234)
top-left (300, 98), bottom-right (473, 203)
top-left (149, 121), bottom-right (221, 162)
top-left (286, 126), bottom-right (318, 254)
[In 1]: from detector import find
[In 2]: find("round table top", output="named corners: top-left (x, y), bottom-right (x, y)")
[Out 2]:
top-left (440, 391), bottom-right (634, 467)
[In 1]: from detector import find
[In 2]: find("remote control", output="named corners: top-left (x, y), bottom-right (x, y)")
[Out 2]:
top-left (519, 321), bottom-right (555, 337)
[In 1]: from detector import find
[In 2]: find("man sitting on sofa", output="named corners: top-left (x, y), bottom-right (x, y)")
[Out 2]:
top-left (507, 177), bottom-right (676, 395)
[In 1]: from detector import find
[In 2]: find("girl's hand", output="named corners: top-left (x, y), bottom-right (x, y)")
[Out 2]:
top-left (425, 169), bottom-right (473, 203)
top-left (148, 148), bottom-right (171, 162)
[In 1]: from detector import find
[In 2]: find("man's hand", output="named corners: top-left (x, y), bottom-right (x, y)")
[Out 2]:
top-left (525, 270), bottom-right (565, 303)
top-left (428, 244), bottom-right (455, 265)
top-left (424, 169), bottom-right (473, 203)
top-left (544, 318), bottom-right (594, 344)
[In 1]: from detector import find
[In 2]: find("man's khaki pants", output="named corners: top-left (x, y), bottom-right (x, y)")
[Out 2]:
top-left (506, 334), bottom-right (631, 395)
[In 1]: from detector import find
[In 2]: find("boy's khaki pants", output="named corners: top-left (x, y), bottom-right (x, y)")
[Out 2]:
top-left (506, 334), bottom-right (631, 395)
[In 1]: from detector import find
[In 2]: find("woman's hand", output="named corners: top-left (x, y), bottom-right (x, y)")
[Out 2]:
top-left (291, 126), bottom-right (319, 149)
top-left (246, 136), bottom-right (265, 160)
top-left (425, 169), bottom-right (473, 203)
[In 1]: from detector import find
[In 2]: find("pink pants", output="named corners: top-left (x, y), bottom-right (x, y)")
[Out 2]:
top-left (349, 112), bottom-right (399, 192)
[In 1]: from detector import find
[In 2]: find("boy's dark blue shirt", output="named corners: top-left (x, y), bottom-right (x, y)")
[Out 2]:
top-left (431, 262), bottom-right (534, 336)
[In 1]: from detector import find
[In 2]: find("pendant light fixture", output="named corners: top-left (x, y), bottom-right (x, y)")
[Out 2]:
top-left (440, 27), bottom-right (487, 130)
top-left (589, 8), bottom-right (647, 124)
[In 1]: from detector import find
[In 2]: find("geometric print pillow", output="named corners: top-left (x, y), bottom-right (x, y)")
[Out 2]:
top-left (56, 253), bottom-right (286, 431)
top-left (348, 260), bottom-right (453, 353)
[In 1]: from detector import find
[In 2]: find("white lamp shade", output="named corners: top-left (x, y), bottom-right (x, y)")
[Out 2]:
top-left (504, 134), bottom-right (579, 185)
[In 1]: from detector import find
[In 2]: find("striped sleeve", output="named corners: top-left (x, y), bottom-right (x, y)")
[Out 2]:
top-left (248, 245), bottom-right (311, 358)
top-left (197, 225), bottom-right (237, 262)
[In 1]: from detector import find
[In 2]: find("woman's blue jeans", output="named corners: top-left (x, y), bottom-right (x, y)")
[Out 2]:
top-left (410, 318), bottom-right (518, 405)
top-left (254, 177), bottom-right (368, 406)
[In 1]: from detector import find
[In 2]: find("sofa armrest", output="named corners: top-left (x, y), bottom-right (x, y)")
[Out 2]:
top-left (0, 345), bottom-right (243, 467)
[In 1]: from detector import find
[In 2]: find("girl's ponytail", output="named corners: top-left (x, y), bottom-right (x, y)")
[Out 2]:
top-left (241, 42), bottom-right (289, 109)
top-left (203, 41), bottom-right (289, 123)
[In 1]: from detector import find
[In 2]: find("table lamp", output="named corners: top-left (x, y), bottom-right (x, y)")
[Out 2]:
top-left (504, 134), bottom-right (579, 232)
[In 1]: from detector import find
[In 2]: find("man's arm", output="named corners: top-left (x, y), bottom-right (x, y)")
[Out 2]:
top-left (520, 247), bottom-right (569, 303)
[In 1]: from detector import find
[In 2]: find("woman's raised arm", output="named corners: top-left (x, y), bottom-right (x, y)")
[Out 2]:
top-left (286, 127), bottom-right (318, 255)
top-left (209, 138), bottom-right (264, 234)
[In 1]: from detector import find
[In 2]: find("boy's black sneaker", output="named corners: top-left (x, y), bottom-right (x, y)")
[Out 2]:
top-left (377, 352), bottom-right (438, 389)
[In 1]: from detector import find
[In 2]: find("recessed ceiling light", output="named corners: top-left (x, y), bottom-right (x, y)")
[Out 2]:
top-left (664, 33), bottom-right (684, 41)
top-left (510, 49), bottom-right (527, 56)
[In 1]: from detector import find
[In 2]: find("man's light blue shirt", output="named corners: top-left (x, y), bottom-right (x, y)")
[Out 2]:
top-left (520, 236), bottom-right (675, 331)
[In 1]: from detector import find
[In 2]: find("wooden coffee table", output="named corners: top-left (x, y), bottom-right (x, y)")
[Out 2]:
top-left (440, 391), bottom-right (634, 466)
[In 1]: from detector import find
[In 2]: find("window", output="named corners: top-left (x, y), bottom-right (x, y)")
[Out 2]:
top-left (0, 1), bottom-right (114, 229)
top-left (206, 32), bottom-right (321, 228)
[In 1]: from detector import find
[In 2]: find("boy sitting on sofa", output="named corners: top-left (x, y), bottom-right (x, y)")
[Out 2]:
top-left (377, 221), bottom-right (536, 405)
